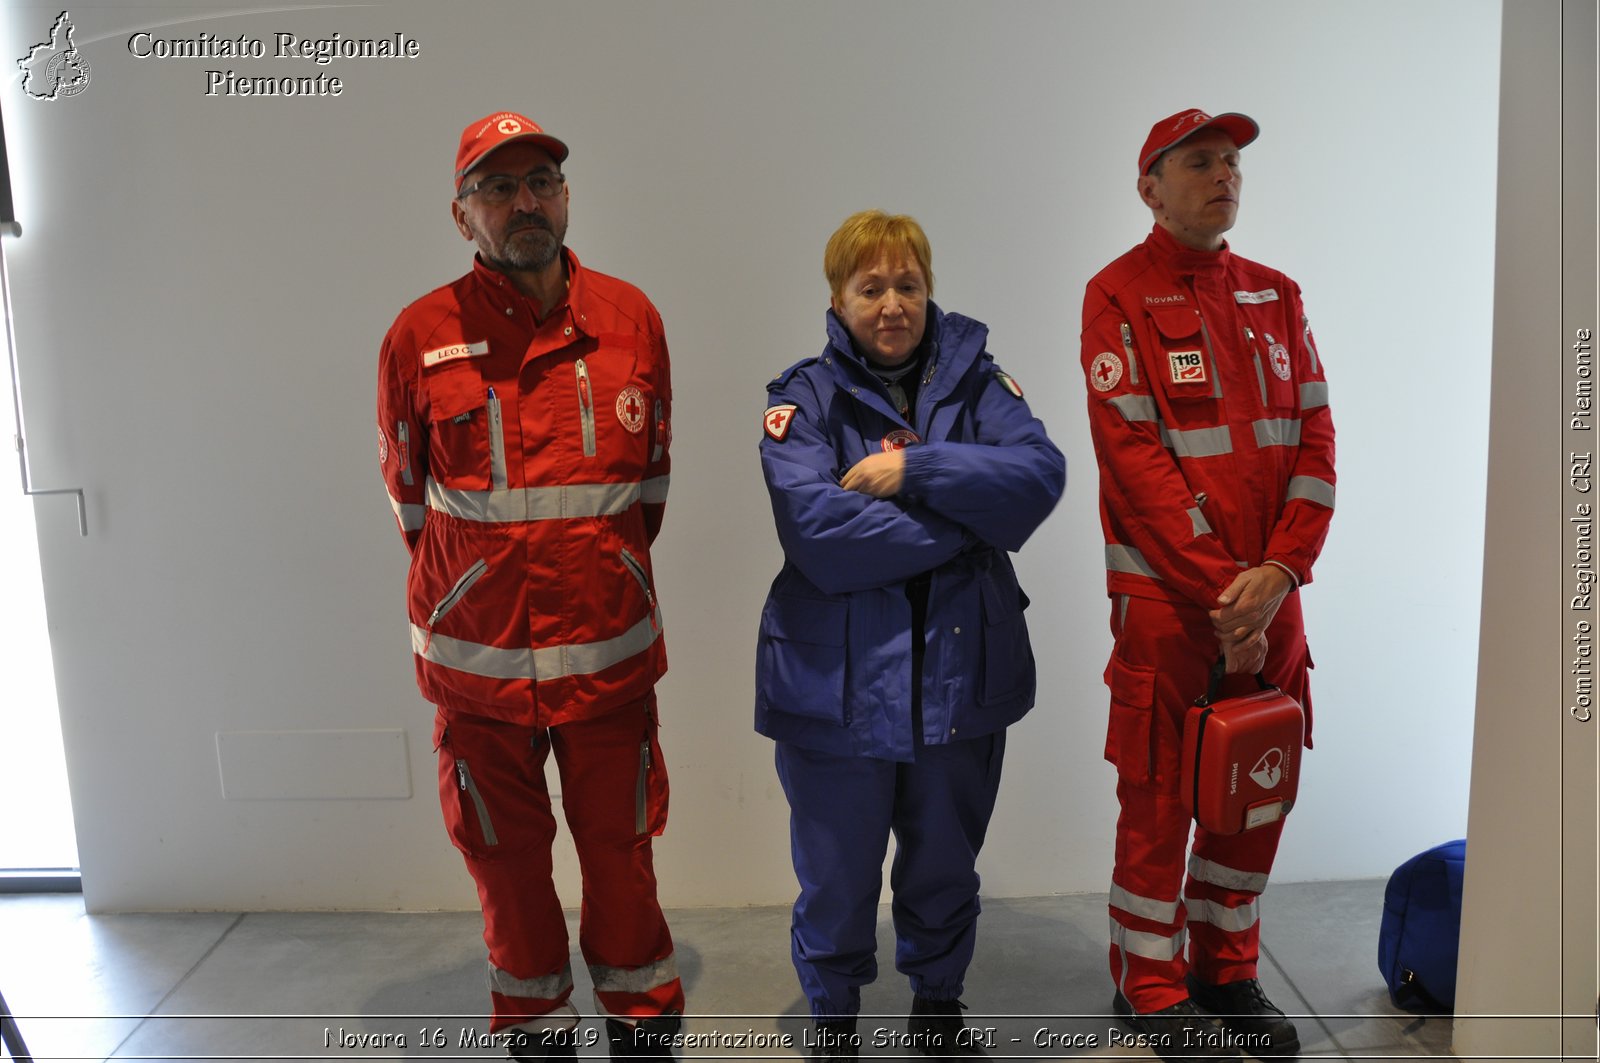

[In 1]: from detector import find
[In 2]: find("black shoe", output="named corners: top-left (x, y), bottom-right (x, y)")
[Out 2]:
top-left (1111, 991), bottom-right (1242, 1062)
top-left (908, 996), bottom-right (986, 1058)
top-left (505, 1026), bottom-right (581, 1061)
top-left (810, 1018), bottom-right (860, 1061)
top-left (1186, 976), bottom-right (1301, 1059)
top-left (606, 1013), bottom-right (682, 1061)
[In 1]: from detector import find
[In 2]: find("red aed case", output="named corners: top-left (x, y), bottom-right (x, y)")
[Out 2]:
top-left (1181, 663), bottom-right (1305, 835)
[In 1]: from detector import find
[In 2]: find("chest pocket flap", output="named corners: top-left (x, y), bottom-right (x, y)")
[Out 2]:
top-left (423, 365), bottom-right (492, 488)
top-left (1145, 306), bottom-right (1213, 398)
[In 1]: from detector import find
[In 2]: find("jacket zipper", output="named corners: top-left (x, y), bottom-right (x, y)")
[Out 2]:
top-left (1119, 321), bottom-right (1141, 385)
top-left (635, 736), bottom-right (651, 834)
top-left (455, 760), bottom-right (499, 846)
top-left (1302, 314), bottom-right (1320, 374)
top-left (620, 547), bottom-right (660, 632)
top-left (1244, 327), bottom-right (1270, 407)
top-left (574, 359), bottom-right (597, 457)
top-left (651, 398), bottom-right (665, 463)
top-left (396, 420), bottom-right (413, 486)
top-left (486, 387), bottom-right (508, 490)
top-left (425, 559), bottom-right (488, 651)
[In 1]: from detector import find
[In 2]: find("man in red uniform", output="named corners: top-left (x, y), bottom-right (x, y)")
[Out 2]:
top-left (1080, 109), bottom-right (1335, 1062)
top-left (377, 112), bottom-right (683, 1061)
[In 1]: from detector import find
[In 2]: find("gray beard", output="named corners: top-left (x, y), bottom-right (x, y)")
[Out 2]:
top-left (490, 229), bottom-right (561, 274)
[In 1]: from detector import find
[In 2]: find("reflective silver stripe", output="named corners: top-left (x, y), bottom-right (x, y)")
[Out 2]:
top-left (640, 475), bottom-right (669, 505)
top-left (1287, 476), bottom-right (1336, 508)
top-left (1253, 418), bottom-right (1302, 448)
top-left (426, 478), bottom-right (645, 523)
top-left (455, 760), bottom-right (498, 846)
top-left (1109, 916), bottom-right (1186, 962)
top-left (428, 559), bottom-right (488, 628)
top-left (1162, 424), bottom-right (1233, 458)
top-left (575, 359), bottom-right (596, 457)
top-left (1187, 506), bottom-right (1212, 537)
top-left (1108, 394), bottom-right (1159, 423)
top-left (489, 959), bottom-right (574, 1001)
top-left (1110, 883), bottom-right (1181, 924)
top-left (412, 609), bottom-right (663, 682)
top-left (388, 492), bottom-right (425, 532)
top-left (590, 954), bottom-right (679, 995)
top-left (1106, 544), bottom-right (1161, 580)
top-left (1300, 381), bottom-right (1330, 409)
top-left (487, 388), bottom-right (508, 491)
top-left (1188, 854), bottom-right (1269, 894)
top-left (396, 421), bottom-right (413, 486)
top-left (650, 398), bottom-right (665, 462)
top-left (619, 547), bottom-right (661, 638)
top-left (1187, 896), bottom-right (1260, 933)
top-left (534, 611), bottom-right (662, 680)
top-left (1198, 318), bottom-right (1224, 398)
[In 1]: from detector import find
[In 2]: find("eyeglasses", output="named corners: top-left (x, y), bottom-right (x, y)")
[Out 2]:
top-left (458, 170), bottom-right (566, 204)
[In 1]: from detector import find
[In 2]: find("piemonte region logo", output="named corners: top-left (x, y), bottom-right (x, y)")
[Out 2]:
top-left (17, 11), bottom-right (92, 101)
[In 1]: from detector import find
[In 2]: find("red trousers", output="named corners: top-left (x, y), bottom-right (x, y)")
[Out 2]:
top-left (1102, 593), bottom-right (1312, 1012)
top-left (433, 696), bottom-right (684, 1033)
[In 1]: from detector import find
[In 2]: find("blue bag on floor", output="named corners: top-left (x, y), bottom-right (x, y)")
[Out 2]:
top-left (1377, 838), bottom-right (1466, 1011)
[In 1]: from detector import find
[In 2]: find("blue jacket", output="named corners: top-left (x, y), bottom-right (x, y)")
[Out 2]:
top-left (756, 304), bottom-right (1066, 761)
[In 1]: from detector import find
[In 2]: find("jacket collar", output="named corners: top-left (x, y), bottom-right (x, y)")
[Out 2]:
top-left (471, 247), bottom-right (593, 337)
top-left (823, 301), bottom-right (987, 408)
top-left (1146, 222), bottom-right (1232, 277)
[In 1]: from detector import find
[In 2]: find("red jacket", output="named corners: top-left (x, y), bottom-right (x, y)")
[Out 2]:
top-left (378, 249), bottom-right (671, 725)
top-left (1081, 225), bottom-right (1335, 608)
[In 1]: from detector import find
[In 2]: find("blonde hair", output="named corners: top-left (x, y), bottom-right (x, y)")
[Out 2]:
top-left (823, 210), bottom-right (934, 301)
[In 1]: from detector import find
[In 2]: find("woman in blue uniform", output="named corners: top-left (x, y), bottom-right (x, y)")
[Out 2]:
top-left (756, 210), bottom-right (1065, 1059)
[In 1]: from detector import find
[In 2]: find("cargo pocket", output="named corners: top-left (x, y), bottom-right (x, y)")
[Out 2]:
top-left (757, 595), bottom-right (848, 723)
top-left (1104, 655), bottom-right (1158, 786)
top-left (434, 720), bottom-right (499, 856)
top-left (424, 366), bottom-right (495, 489)
top-left (979, 573), bottom-right (1033, 705)
top-left (634, 705), bottom-right (669, 837)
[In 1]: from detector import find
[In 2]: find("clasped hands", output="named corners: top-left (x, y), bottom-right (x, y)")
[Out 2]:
top-left (1212, 565), bottom-right (1293, 675)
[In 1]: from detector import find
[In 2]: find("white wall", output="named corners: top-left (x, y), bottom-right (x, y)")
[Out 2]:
top-left (0, 0), bottom-right (1501, 912)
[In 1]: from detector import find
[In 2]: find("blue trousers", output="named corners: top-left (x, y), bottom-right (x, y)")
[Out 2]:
top-left (774, 733), bottom-right (1006, 1019)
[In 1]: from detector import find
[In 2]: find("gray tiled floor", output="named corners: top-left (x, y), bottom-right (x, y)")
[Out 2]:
top-left (0, 881), bottom-right (1453, 1062)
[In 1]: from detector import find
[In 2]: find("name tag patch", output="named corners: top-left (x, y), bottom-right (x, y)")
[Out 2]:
top-left (1168, 350), bottom-right (1207, 384)
top-left (422, 341), bottom-right (490, 368)
top-left (1234, 289), bottom-right (1280, 305)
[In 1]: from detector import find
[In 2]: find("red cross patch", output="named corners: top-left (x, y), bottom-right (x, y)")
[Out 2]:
top-left (616, 385), bottom-right (646, 434)
top-left (1268, 342), bottom-right (1291, 380)
top-left (1090, 352), bottom-right (1123, 393)
top-left (764, 404), bottom-right (798, 442)
top-left (882, 429), bottom-right (919, 452)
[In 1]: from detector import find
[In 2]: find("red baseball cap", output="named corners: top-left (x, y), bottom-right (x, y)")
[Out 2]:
top-left (1139, 109), bottom-right (1259, 175)
top-left (454, 112), bottom-right (569, 189)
